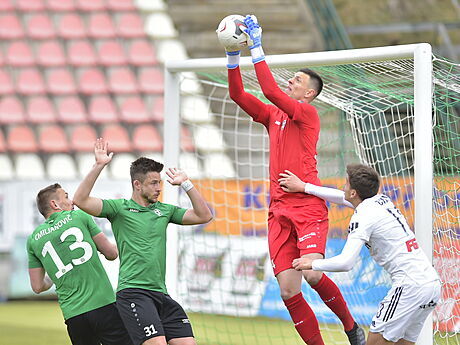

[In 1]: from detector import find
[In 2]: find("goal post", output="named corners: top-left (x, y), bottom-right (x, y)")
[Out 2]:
top-left (163, 44), bottom-right (457, 345)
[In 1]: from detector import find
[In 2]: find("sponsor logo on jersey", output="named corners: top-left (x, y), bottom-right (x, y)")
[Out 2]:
top-left (299, 232), bottom-right (316, 242)
top-left (129, 208), bottom-right (139, 213)
top-left (153, 209), bottom-right (163, 216)
top-left (281, 119), bottom-right (287, 130)
top-left (275, 120), bottom-right (281, 125)
top-left (182, 319), bottom-right (191, 324)
top-left (294, 320), bottom-right (304, 326)
top-left (348, 222), bottom-right (359, 233)
top-left (271, 259), bottom-right (276, 269)
top-left (419, 300), bottom-right (437, 309)
top-left (306, 244), bottom-right (317, 249)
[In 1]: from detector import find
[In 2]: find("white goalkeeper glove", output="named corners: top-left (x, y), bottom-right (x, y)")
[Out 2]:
top-left (243, 15), bottom-right (265, 64)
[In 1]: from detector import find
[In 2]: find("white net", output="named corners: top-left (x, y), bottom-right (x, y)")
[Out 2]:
top-left (166, 52), bottom-right (460, 345)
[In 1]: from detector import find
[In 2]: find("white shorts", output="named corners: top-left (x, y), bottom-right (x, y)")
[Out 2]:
top-left (370, 280), bottom-right (441, 343)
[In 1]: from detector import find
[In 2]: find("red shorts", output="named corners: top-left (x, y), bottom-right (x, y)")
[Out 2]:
top-left (268, 204), bottom-right (328, 276)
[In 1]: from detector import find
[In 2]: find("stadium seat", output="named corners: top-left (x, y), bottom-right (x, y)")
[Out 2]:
top-left (109, 153), bottom-right (135, 179)
top-left (181, 96), bottom-right (212, 123)
top-left (0, 0), bottom-right (14, 11)
top-left (70, 124), bottom-right (97, 152)
top-left (117, 13), bottom-right (145, 38)
top-left (108, 67), bottom-right (138, 94)
top-left (100, 124), bottom-right (132, 152)
top-left (107, 0), bottom-right (135, 11)
top-left (180, 153), bottom-right (203, 179)
top-left (57, 14), bottom-right (86, 39)
top-left (0, 70), bottom-right (15, 95)
top-left (57, 96), bottom-right (88, 123)
top-left (119, 96), bottom-right (150, 123)
top-left (88, 96), bottom-right (119, 123)
top-left (0, 14), bottom-right (25, 40)
top-left (181, 125), bottom-right (195, 152)
top-left (132, 124), bottom-right (162, 152)
top-left (26, 14), bottom-right (56, 39)
top-left (128, 39), bottom-right (157, 66)
top-left (78, 68), bottom-right (109, 94)
top-left (138, 67), bottom-right (164, 94)
top-left (7, 125), bottom-right (38, 152)
top-left (17, 0), bottom-right (46, 11)
top-left (97, 40), bottom-right (127, 66)
top-left (38, 125), bottom-right (69, 152)
top-left (47, 154), bottom-right (78, 180)
top-left (135, 0), bottom-right (166, 12)
top-left (145, 13), bottom-right (177, 39)
top-left (193, 124), bottom-right (225, 152)
top-left (75, 0), bottom-right (107, 12)
top-left (151, 97), bottom-right (163, 122)
top-left (76, 152), bottom-right (109, 178)
top-left (156, 40), bottom-right (187, 63)
top-left (27, 96), bottom-right (57, 124)
top-left (88, 13), bottom-right (116, 38)
top-left (15, 153), bottom-right (46, 179)
top-left (0, 97), bottom-right (26, 124)
top-left (203, 153), bottom-right (236, 178)
top-left (37, 41), bottom-right (66, 67)
top-left (47, 68), bottom-right (77, 95)
top-left (46, 0), bottom-right (76, 12)
top-left (0, 50), bottom-right (4, 66)
top-left (0, 154), bottom-right (14, 180)
top-left (16, 68), bottom-right (46, 95)
top-left (0, 130), bottom-right (6, 152)
top-left (67, 40), bottom-right (97, 66)
top-left (6, 41), bottom-right (35, 66)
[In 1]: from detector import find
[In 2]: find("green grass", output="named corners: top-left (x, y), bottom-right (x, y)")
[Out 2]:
top-left (0, 301), bottom-right (458, 345)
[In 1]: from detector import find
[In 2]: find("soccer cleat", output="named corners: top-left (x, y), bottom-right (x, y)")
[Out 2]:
top-left (345, 322), bottom-right (366, 345)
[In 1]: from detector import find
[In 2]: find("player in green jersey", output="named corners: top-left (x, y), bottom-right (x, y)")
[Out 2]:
top-left (27, 183), bottom-right (133, 345)
top-left (73, 138), bottom-right (213, 345)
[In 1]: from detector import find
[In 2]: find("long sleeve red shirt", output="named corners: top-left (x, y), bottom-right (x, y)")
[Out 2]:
top-left (228, 61), bottom-right (325, 209)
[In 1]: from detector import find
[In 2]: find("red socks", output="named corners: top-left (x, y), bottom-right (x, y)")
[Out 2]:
top-left (283, 292), bottom-right (325, 345)
top-left (311, 274), bottom-right (355, 331)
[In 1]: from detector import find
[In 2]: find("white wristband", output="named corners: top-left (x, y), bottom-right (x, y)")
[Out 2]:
top-left (181, 180), bottom-right (194, 192)
top-left (304, 183), bottom-right (311, 194)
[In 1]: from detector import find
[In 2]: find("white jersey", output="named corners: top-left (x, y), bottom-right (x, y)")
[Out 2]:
top-left (348, 194), bottom-right (439, 285)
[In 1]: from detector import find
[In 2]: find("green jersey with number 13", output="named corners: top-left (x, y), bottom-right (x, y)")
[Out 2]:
top-left (27, 210), bottom-right (115, 320)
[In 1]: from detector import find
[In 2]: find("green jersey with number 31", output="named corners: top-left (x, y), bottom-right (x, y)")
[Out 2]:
top-left (27, 210), bottom-right (115, 320)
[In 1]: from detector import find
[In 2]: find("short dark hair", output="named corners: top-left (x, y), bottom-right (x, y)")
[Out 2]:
top-left (36, 183), bottom-right (61, 218)
top-left (346, 164), bottom-right (380, 200)
top-left (130, 157), bottom-right (164, 184)
top-left (299, 68), bottom-right (323, 98)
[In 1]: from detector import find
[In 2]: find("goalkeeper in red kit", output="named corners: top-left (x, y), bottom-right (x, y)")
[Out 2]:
top-left (224, 15), bottom-right (365, 345)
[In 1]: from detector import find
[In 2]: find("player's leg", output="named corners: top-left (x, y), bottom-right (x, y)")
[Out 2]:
top-left (116, 288), bottom-right (168, 345)
top-left (160, 294), bottom-right (196, 345)
top-left (65, 312), bottom-right (100, 345)
top-left (366, 332), bottom-right (395, 345)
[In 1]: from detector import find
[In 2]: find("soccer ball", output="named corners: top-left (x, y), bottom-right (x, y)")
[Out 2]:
top-left (216, 14), bottom-right (248, 52)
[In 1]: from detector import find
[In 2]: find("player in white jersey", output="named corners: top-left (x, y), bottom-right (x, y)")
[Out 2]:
top-left (278, 164), bottom-right (441, 345)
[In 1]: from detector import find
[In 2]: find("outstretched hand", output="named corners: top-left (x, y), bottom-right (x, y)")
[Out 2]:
top-left (165, 168), bottom-right (189, 185)
top-left (94, 138), bottom-right (113, 166)
top-left (292, 257), bottom-right (314, 271)
top-left (243, 15), bottom-right (262, 48)
top-left (278, 170), bottom-right (305, 193)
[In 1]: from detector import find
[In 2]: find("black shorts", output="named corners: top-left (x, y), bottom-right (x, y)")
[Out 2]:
top-left (116, 288), bottom-right (193, 345)
top-left (65, 302), bottom-right (133, 345)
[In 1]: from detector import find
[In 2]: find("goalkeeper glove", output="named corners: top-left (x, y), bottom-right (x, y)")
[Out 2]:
top-left (226, 50), bottom-right (241, 69)
top-left (243, 15), bottom-right (265, 63)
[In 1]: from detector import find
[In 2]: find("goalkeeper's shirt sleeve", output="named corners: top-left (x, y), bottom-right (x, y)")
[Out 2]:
top-left (305, 184), bottom-right (354, 208)
top-left (228, 66), bottom-right (270, 127)
top-left (312, 237), bottom-right (365, 272)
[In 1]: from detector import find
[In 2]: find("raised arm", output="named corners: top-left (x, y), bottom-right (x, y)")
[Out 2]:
top-left (28, 268), bottom-right (53, 294)
top-left (73, 138), bottom-right (113, 216)
top-left (92, 232), bottom-right (118, 260)
top-left (165, 168), bottom-right (213, 225)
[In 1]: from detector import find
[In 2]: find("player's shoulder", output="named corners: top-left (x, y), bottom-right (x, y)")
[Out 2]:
top-left (353, 194), bottom-right (389, 219)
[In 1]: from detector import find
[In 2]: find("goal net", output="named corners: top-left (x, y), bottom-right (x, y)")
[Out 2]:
top-left (163, 44), bottom-right (459, 345)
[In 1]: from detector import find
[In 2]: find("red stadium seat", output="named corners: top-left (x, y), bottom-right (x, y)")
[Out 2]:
top-left (0, 14), bottom-right (25, 40)
top-left (181, 125), bottom-right (195, 152)
top-left (0, 50), bottom-right (4, 66)
top-left (78, 68), bottom-right (108, 94)
top-left (46, 0), bottom-right (76, 12)
top-left (18, 0), bottom-right (46, 11)
top-left (108, 67), bottom-right (138, 94)
top-left (37, 41), bottom-right (66, 67)
top-left (117, 13), bottom-right (145, 38)
top-left (57, 96), bottom-right (87, 123)
top-left (58, 14), bottom-right (86, 39)
top-left (0, 70), bottom-right (14, 95)
top-left (27, 96), bottom-right (57, 123)
top-left (27, 14), bottom-right (56, 39)
top-left (17, 68), bottom-right (46, 95)
top-left (0, 130), bottom-right (6, 152)
top-left (0, 0), bottom-right (14, 11)
top-left (101, 124), bottom-right (132, 152)
top-left (119, 96), bottom-right (150, 123)
top-left (7, 125), bottom-right (38, 152)
top-left (132, 124), bottom-right (162, 152)
top-left (70, 124), bottom-right (97, 152)
top-left (139, 67), bottom-right (164, 94)
top-left (88, 13), bottom-right (116, 38)
top-left (38, 125), bottom-right (69, 152)
top-left (75, 0), bottom-right (107, 11)
top-left (107, 0), bottom-right (136, 11)
top-left (67, 40), bottom-right (97, 66)
top-left (0, 96), bottom-right (26, 124)
top-left (98, 40), bottom-right (127, 66)
top-left (151, 97), bottom-right (164, 122)
top-left (88, 96), bottom-right (119, 123)
top-left (128, 39), bottom-right (157, 66)
top-left (47, 68), bottom-right (77, 95)
top-left (6, 41), bottom-right (35, 67)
